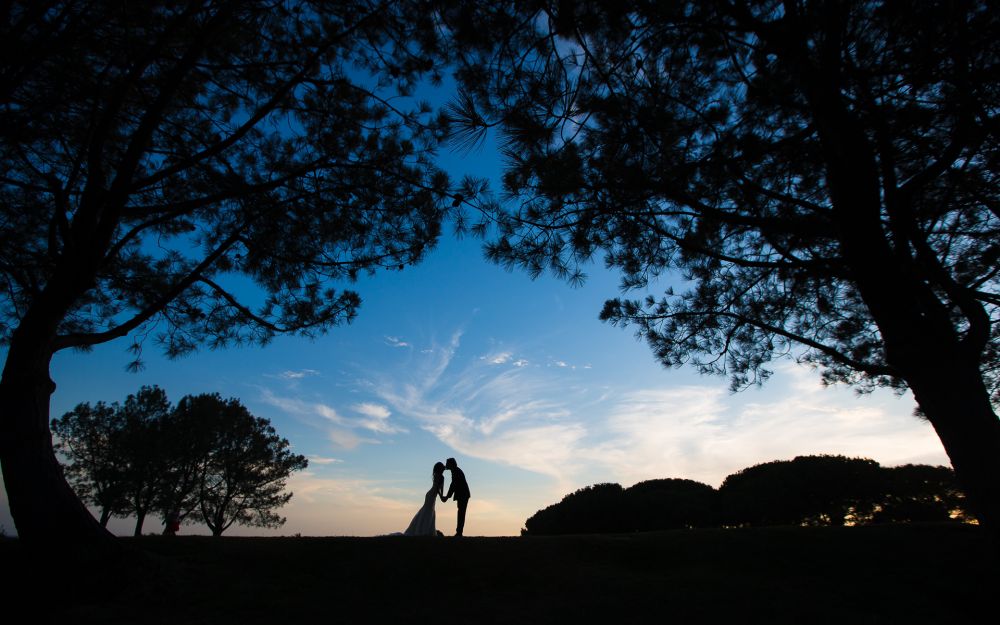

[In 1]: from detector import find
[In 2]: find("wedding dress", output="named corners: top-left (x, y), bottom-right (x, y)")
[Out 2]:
top-left (403, 473), bottom-right (443, 536)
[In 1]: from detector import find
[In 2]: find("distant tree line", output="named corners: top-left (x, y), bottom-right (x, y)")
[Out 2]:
top-left (51, 386), bottom-right (307, 536)
top-left (522, 455), bottom-right (971, 536)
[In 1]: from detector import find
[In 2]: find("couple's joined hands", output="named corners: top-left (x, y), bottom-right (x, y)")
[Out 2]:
top-left (440, 495), bottom-right (449, 502)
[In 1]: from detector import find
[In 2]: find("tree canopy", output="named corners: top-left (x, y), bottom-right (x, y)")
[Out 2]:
top-left (1, 0), bottom-right (450, 361)
top-left (0, 0), bottom-right (454, 541)
top-left (441, 0), bottom-right (1000, 528)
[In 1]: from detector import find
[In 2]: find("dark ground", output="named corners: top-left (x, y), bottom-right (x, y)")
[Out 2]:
top-left (4, 523), bottom-right (997, 624)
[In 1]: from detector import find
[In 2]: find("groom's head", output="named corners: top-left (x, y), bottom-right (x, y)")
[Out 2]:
top-left (445, 457), bottom-right (457, 470)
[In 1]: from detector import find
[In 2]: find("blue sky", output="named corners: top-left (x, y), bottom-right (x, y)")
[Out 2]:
top-left (0, 221), bottom-right (949, 537)
top-left (0, 82), bottom-right (951, 539)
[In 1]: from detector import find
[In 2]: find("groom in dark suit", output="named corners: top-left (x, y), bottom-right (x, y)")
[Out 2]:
top-left (442, 457), bottom-right (471, 536)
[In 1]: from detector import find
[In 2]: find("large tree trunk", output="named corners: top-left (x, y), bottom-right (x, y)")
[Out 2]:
top-left (904, 361), bottom-right (1000, 529)
top-left (804, 62), bottom-right (1000, 531)
top-left (0, 312), bottom-right (113, 544)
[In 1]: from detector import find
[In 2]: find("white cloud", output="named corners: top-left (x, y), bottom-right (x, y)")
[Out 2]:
top-left (261, 390), bottom-right (347, 425)
top-left (353, 402), bottom-right (391, 420)
top-left (580, 364), bottom-right (949, 488)
top-left (260, 389), bottom-right (404, 448)
top-left (328, 428), bottom-right (372, 450)
top-left (512, 359), bottom-right (529, 367)
top-left (482, 351), bottom-right (512, 365)
top-left (352, 402), bottom-right (406, 434)
top-left (385, 336), bottom-right (410, 348)
top-left (274, 369), bottom-right (320, 380)
top-left (307, 455), bottom-right (343, 465)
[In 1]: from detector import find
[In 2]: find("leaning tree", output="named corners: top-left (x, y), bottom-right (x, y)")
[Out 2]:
top-left (440, 0), bottom-right (1000, 527)
top-left (0, 0), bottom-right (453, 542)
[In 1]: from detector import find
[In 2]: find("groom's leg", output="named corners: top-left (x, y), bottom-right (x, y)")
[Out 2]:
top-left (456, 499), bottom-right (468, 536)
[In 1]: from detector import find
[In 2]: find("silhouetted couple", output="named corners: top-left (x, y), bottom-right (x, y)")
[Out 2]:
top-left (403, 457), bottom-right (470, 537)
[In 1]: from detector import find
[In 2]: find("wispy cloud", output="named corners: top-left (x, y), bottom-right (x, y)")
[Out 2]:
top-left (369, 332), bottom-right (593, 487)
top-left (481, 351), bottom-right (512, 365)
top-left (367, 332), bottom-right (947, 493)
top-left (259, 389), bottom-right (405, 449)
top-left (351, 402), bottom-right (406, 434)
top-left (384, 336), bottom-right (410, 348)
top-left (276, 369), bottom-right (319, 379)
top-left (353, 402), bottom-right (391, 419)
top-left (307, 455), bottom-right (344, 465)
top-left (328, 429), bottom-right (373, 450)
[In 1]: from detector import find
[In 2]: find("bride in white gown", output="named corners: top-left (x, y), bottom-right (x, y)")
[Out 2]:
top-left (403, 462), bottom-right (445, 536)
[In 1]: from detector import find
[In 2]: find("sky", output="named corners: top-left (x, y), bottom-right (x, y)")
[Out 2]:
top-left (0, 81), bottom-right (952, 541)
top-left (0, 222), bottom-right (950, 538)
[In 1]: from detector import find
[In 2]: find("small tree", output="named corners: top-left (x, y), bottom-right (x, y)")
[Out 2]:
top-left (116, 386), bottom-right (172, 536)
top-left (53, 387), bottom-right (305, 536)
top-left (188, 394), bottom-right (307, 536)
top-left (52, 385), bottom-right (172, 534)
top-left (51, 401), bottom-right (127, 527)
top-left (153, 394), bottom-right (218, 534)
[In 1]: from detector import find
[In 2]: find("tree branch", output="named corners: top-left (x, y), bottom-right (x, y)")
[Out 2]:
top-left (129, 2), bottom-right (388, 193)
top-left (639, 308), bottom-right (897, 378)
top-left (52, 228), bottom-right (243, 352)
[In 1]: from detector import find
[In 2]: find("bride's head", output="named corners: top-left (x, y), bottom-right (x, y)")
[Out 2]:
top-left (433, 462), bottom-right (445, 478)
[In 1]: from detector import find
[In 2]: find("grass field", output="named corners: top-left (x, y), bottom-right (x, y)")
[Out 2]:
top-left (5, 523), bottom-right (997, 624)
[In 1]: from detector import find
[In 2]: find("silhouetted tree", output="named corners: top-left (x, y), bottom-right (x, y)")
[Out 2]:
top-left (442, 0), bottom-right (1000, 529)
top-left (188, 394), bottom-right (307, 536)
top-left (51, 401), bottom-right (126, 527)
top-left (52, 385), bottom-right (171, 534)
top-left (523, 483), bottom-right (626, 535)
top-left (115, 386), bottom-right (172, 536)
top-left (152, 394), bottom-right (217, 534)
top-left (523, 457), bottom-right (969, 534)
top-left (874, 464), bottom-right (970, 524)
top-left (625, 479), bottom-right (719, 530)
top-left (54, 388), bottom-right (306, 535)
top-left (719, 455), bottom-right (885, 526)
top-left (0, 0), bottom-right (453, 542)
top-left (51, 385), bottom-right (171, 534)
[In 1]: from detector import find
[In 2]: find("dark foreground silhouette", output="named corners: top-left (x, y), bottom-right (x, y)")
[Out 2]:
top-left (4, 524), bottom-right (996, 624)
top-left (524, 456), bottom-right (971, 535)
